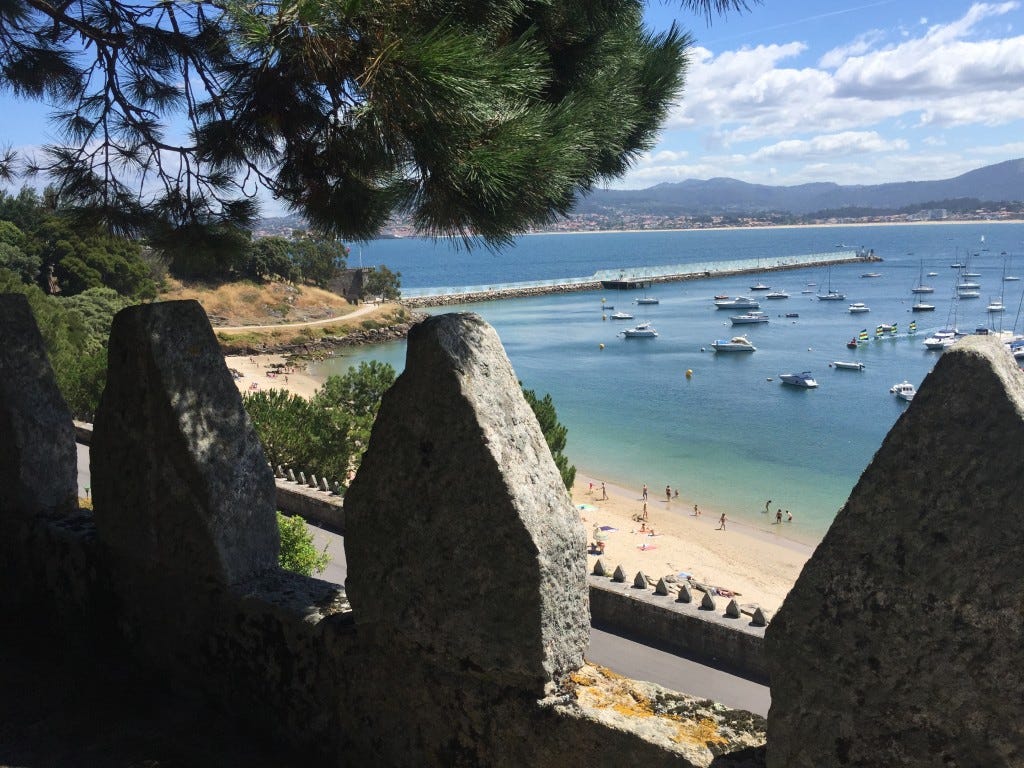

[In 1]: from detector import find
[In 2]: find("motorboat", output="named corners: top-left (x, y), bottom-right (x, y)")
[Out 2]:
top-left (714, 294), bottom-right (730, 300)
top-left (846, 337), bottom-right (859, 349)
top-left (711, 336), bottom-right (756, 352)
top-left (779, 371), bottom-right (818, 388)
top-left (833, 361), bottom-right (865, 371)
top-left (890, 381), bottom-right (916, 402)
top-left (610, 311), bottom-right (634, 320)
top-left (861, 272), bottom-right (882, 278)
top-left (714, 296), bottom-right (760, 310)
top-left (730, 312), bottom-right (769, 325)
top-left (912, 300), bottom-right (936, 312)
top-left (635, 297), bottom-right (660, 305)
top-left (785, 312), bottom-right (800, 318)
top-left (927, 271), bottom-right (938, 277)
top-left (957, 289), bottom-right (981, 299)
top-left (621, 322), bottom-right (658, 338)
top-left (958, 281), bottom-right (981, 290)
top-left (923, 330), bottom-right (957, 350)
top-left (766, 290), bottom-right (789, 299)
top-left (750, 282), bottom-right (771, 291)
top-left (848, 302), bottom-right (870, 313)
top-left (987, 298), bottom-right (1006, 313)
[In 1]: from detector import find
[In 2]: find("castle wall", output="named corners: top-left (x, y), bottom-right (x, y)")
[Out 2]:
top-left (0, 295), bottom-right (764, 767)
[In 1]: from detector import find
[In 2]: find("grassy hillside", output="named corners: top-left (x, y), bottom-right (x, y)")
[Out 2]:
top-left (159, 278), bottom-right (410, 353)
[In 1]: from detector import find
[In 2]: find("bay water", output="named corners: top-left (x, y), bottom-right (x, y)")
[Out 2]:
top-left (315, 223), bottom-right (1024, 544)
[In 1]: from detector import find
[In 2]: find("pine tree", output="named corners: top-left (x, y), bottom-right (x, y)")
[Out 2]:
top-left (0, 0), bottom-right (752, 258)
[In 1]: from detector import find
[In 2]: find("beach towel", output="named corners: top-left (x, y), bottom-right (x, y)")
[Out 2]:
top-left (599, 525), bottom-right (617, 532)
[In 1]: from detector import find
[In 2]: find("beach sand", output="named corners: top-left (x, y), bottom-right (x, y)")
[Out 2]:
top-left (226, 354), bottom-right (324, 399)
top-left (574, 473), bottom-right (812, 612)
top-left (229, 353), bottom-right (813, 612)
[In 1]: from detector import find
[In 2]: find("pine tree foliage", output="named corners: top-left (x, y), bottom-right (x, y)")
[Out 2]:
top-left (0, 0), bottom-right (752, 251)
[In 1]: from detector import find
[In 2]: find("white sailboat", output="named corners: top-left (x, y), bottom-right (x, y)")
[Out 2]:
top-left (911, 259), bottom-right (934, 294)
top-left (816, 265), bottom-right (845, 301)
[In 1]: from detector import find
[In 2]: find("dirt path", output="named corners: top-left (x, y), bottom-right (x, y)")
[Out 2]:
top-left (215, 302), bottom-right (382, 333)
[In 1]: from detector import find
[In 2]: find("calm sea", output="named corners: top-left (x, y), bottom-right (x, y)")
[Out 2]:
top-left (315, 223), bottom-right (1024, 543)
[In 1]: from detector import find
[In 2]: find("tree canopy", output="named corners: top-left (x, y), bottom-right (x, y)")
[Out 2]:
top-left (1, 0), bottom-right (751, 252)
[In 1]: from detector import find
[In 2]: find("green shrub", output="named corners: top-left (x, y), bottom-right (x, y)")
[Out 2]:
top-left (277, 512), bottom-right (330, 576)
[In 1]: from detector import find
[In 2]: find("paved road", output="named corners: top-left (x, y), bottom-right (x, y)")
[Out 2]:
top-left (77, 448), bottom-right (769, 716)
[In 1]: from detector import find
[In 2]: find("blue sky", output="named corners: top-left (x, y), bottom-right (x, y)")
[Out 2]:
top-left (626, 0), bottom-right (1024, 188)
top-left (2, 1), bottom-right (1022, 210)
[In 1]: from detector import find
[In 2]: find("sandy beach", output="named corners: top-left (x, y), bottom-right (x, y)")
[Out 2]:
top-left (230, 351), bottom-right (812, 612)
top-left (226, 354), bottom-right (324, 399)
top-left (573, 473), bottom-right (812, 612)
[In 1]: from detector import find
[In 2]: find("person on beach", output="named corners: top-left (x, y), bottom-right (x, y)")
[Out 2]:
top-left (665, 485), bottom-right (671, 501)
top-left (775, 509), bottom-right (782, 524)
top-left (693, 503), bottom-right (700, 517)
top-left (673, 488), bottom-right (679, 499)
top-left (600, 483), bottom-right (607, 500)
top-left (717, 513), bottom-right (727, 530)
top-left (642, 483), bottom-right (648, 501)
top-left (786, 510), bottom-right (793, 522)
top-left (764, 499), bottom-right (772, 514)
top-left (588, 481), bottom-right (593, 495)
top-left (642, 501), bottom-right (648, 521)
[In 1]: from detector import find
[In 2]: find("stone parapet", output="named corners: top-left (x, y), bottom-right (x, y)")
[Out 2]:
top-left (0, 295), bottom-right (764, 766)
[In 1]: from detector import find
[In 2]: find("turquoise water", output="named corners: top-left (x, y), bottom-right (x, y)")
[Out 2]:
top-left (319, 224), bottom-right (1024, 543)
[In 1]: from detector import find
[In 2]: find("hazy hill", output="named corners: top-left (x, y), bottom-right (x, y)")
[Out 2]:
top-left (573, 158), bottom-right (1024, 216)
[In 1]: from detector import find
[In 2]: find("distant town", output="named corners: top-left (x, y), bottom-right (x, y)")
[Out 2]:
top-left (255, 205), bottom-right (1024, 241)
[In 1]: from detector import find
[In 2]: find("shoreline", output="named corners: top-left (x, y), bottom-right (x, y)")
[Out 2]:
top-left (228, 351), bottom-right (815, 611)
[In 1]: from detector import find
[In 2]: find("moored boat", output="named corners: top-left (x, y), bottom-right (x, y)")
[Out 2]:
top-left (832, 361), bottom-right (865, 370)
top-left (621, 322), bottom-right (658, 338)
top-left (610, 311), bottom-right (633, 320)
top-left (848, 302), bottom-right (870, 313)
top-left (730, 312), bottom-right (769, 325)
top-left (714, 296), bottom-right (760, 309)
top-left (890, 381), bottom-right (916, 401)
top-left (766, 290), bottom-right (789, 299)
top-left (779, 371), bottom-right (818, 388)
top-left (711, 335), bottom-right (757, 352)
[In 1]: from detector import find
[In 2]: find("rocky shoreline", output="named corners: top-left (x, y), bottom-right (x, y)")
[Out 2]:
top-left (218, 312), bottom-right (428, 359)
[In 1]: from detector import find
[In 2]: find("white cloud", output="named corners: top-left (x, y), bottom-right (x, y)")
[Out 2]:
top-left (633, 1), bottom-right (1024, 189)
top-left (748, 132), bottom-right (909, 162)
top-left (818, 30), bottom-right (886, 69)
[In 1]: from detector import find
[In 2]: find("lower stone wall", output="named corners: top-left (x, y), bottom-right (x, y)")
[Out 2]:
top-left (588, 577), bottom-right (767, 684)
top-left (275, 480), bottom-right (345, 531)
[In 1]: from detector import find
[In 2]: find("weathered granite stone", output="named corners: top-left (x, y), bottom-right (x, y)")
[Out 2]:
top-left (309, 473), bottom-right (318, 488)
top-left (344, 313), bottom-right (588, 692)
top-left (613, 564), bottom-right (628, 583)
top-left (0, 294), bottom-right (77, 517)
top-left (92, 300), bottom-right (278, 587)
top-left (655, 577), bottom-right (670, 596)
top-left (751, 608), bottom-right (768, 627)
top-left (298, 471), bottom-right (306, 486)
top-left (767, 337), bottom-right (1024, 768)
top-left (275, 464), bottom-right (284, 478)
top-left (633, 571), bottom-right (648, 589)
top-left (725, 599), bottom-right (741, 619)
top-left (593, 559), bottom-right (607, 576)
top-left (677, 584), bottom-right (693, 603)
top-left (700, 591), bottom-right (716, 611)
top-left (287, 468), bottom-right (296, 482)
top-left (319, 477), bottom-right (330, 492)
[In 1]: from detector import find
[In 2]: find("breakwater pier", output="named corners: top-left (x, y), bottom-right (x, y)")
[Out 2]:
top-left (401, 247), bottom-right (877, 307)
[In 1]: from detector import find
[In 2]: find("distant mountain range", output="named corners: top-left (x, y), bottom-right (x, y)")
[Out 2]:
top-left (258, 158), bottom-right (1024, 234)
top-left (573, 158), bottom-right (1024, 217)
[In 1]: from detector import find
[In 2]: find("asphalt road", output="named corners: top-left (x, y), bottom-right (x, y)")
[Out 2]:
top-left (77, 446), bottom-right (770, 716)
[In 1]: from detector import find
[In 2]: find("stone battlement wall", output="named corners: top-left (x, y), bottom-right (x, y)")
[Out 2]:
top-left (4, 293), bottom-right (1023, 767)
top-left (0, 296), bottom-right (766, 767)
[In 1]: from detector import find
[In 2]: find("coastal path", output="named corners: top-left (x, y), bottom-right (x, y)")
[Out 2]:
top-left (214, 301), bottom-right (382, 333)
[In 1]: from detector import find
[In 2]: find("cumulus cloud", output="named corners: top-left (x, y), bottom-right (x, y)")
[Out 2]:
top-left (625, 3), bottom-right (1024, 188)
